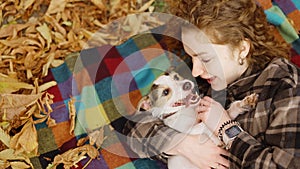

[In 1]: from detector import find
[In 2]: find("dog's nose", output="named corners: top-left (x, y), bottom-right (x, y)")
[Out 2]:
top-left (183, 81), bottom-right (192, 91)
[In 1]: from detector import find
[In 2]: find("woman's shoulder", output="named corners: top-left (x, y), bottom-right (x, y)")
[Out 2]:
top-left (259, 57), bottom-right (300, 86)
top-left (267, 57), bottom-right (299, 70)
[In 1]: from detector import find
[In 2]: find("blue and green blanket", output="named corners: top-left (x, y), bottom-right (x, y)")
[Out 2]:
top-left (31, 1), bottom-right (300, 168)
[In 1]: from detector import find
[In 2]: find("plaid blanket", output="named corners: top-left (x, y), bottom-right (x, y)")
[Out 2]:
top-left (257, 0), bottom-right (300, 65)
top-left (30, 28), bottom-right (188, 168)
top-left (30, 1), bottom-right (300, 168)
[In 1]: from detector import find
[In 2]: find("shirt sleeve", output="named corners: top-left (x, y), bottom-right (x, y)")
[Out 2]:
top-left (229, 81), bottom-right (300, 168)
top-left (123, 111), bottom-right (183, 159)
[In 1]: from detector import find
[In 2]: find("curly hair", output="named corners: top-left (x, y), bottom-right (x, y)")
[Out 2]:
top-left (166, 0), bottom-right (291, 68)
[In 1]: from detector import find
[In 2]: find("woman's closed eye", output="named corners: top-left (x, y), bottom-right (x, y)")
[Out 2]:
top-left (201, 57), bottom-right (212, 63)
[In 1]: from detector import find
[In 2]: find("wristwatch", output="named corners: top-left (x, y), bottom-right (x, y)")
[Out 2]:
top-left (218, 120), bottom-right (243, 149)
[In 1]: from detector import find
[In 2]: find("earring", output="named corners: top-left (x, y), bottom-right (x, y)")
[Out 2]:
top-left (238, 58), bottom-right (244, 65)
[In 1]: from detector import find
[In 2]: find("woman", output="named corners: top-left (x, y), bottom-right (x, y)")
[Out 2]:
top-left (123, 0), bottom-right (300, 168)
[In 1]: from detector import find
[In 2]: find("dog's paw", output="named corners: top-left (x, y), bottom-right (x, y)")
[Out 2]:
top-left (240, 93), bottom-right (259, 110)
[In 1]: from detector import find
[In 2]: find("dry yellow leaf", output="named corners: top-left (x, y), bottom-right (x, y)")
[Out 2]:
top-left (10, 121), bottom-right (38, 157)
top-left (0, 93), bottom-right (42, 109)
top-left (76, 137), bottom-right (89, 147)
top-left (91, 0), bottom-right (106, 10)
top-left (0, 23), bottom-right (33, 38)
top-left (88, 127), bottom-right (106, 149)
top-left (0, 37), bottom-right (29, 48)
top-left (0, 149), bottom-right (34, 168)
top-left (36, 23), bottom-right (52, 49)
top-left (46, 117), bottom-right (56, 127)
top-left (50, 144), bottom-right (99, 169)
top-left (20, 0), bottom-right (35, 10)
top-left (42, 53), bottom-right (55, 77)
top-left (10, 161), bottom-right (31, 169)
top-left (44, 15), bottom-right (66, 36)
top-left (0, 74), bottom-right (34, 94)
top-left (38, 81), bottom-right (57, 93)
top-left (0, 93), bottom-right (42, 120)
top-left (0, 127), bottom-right (11, 148)
top-left (0, 149), bottom-right (24, 161)
top-left (0, 160), bottom-right (10, 168)
top-left (46, 0), bottom-right (67, 15)
top-left (51, 59), bottom-right (64, 67)
top-left (68, 97), bottom-right (76, 135)
top-left (137, 0), bottom-right (155, 12)
top-left (0, 82), bottom-right (34, 94)
top-left (127, 14), bottom-right (141, 36)
top-left (85, 144), bottom-right (99, 159)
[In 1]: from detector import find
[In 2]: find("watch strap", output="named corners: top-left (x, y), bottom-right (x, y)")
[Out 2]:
top-left (218, 120), bottom-right (235, 142)
top-left (218, 120), bottom-right (243, 148)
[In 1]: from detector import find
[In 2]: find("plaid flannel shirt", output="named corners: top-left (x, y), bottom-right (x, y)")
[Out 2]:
top-left (123, 58), bottom-right (300, 168)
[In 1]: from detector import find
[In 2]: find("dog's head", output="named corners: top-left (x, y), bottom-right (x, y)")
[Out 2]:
top-left (137, 71), bottom-right (201, 118)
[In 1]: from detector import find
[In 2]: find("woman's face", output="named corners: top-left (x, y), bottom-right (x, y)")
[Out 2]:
top-left (182, 27), bottom-right (249, 91)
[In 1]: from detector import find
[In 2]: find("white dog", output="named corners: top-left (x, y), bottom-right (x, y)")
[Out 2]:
top-left (137, 71), bottom-right (258, 169)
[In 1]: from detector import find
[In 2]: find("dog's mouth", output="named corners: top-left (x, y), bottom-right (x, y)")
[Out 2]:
top-left (172, 93), bottom-right (201, 108)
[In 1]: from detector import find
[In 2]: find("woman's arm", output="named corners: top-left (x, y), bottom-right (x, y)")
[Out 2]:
top-left (123, 111), bottom-right (182, 158)
top-left (123, 111), bottom-right (230, 168)
top-left (229, 86), bottom-right (300, 169)
top-left (196, 84), bottom-right (300, 168)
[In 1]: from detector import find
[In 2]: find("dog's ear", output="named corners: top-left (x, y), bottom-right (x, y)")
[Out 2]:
top-left (165, 66), bottom-right (175, 75)
top-left (137, 96), bottom-right (152, 111)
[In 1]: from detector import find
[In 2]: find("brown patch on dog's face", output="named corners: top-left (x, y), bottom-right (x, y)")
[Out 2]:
top-left (146, 71), bottom-right (190, 108)
top-left (148, 84), bottom-right (172, 108)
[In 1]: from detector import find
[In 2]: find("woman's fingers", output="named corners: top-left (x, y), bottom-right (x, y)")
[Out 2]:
top-left (217, 155), bottom-right (230, 168)
top-left (202, 96), bottom-right (214, 102)
top-left (210, 161), bottom-right (229, 169)
top-left (215, 163), bottom-right (229, 169)
top-left (214, 148), bottom-right (230, 168)
top-left (196, 104), bottom-right (209, 112)
top-left (200, 96), bottom-right (213, 106)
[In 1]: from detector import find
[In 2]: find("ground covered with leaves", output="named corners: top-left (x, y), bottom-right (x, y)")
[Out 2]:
top-left (0, 0), bottom-right (167, 168)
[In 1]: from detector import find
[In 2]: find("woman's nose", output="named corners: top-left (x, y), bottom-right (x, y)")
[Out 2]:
top-left (192, 63), bottom-right (205, 77)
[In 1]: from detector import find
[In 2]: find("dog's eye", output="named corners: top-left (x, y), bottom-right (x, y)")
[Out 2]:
top-left (162, 89), bottom-right (170, 96)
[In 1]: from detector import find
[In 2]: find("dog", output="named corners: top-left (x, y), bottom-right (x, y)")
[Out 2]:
top-left (137, 71), bottom-right (258, 169)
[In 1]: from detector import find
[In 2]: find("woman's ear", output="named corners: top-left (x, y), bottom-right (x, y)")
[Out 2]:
top-left (239, 38), bottom-right (251, 59)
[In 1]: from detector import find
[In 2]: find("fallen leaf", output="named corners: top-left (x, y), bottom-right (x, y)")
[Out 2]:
top-left (0, 75), bottom-right (34, 94)
top-left (137, 0), bottom-right (155, 12)
top-left (38, 81), bottom-right (57, 92)
top-left (46, 0), bottom-right (67, 15)
top-left (91, 0), bottom-right (106, 10)
top-left (10, 161), bottom-right (31, 169)
top-left (20, 0), bottom-right (35, 10)
top-left (0, 23), bottom-right (33, 38)
top-left (0, 93), bottom-right (42, 120)
top-left (10, 121), bottom-right (38, 157)
top-left (88, 127), bottom-right (106, 149)
top-left (36, 23), bottom-right (52, 49)
top-left (68, 97), bottom-right (76, 135)
top-left (0, 160), bottom-right (10, 168)
top-left (50, 144), bottom-right (99, 169)
top-left (0, 127), bottom-right (11, 148)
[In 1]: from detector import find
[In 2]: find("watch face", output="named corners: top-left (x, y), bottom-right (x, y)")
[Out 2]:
top-left (225, 125), bottom-right (242, 138)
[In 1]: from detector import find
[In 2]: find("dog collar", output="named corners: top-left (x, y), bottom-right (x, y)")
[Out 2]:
top-left (151, 106), bottom-right (185, 119)
top-left (162, 112), bottom-right (177, 119)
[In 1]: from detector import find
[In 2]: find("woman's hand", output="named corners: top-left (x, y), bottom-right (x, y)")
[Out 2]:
top-left (168, 134), bottom-right (230, 169)
top-left (196, 96), bottom-right (231, 135)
